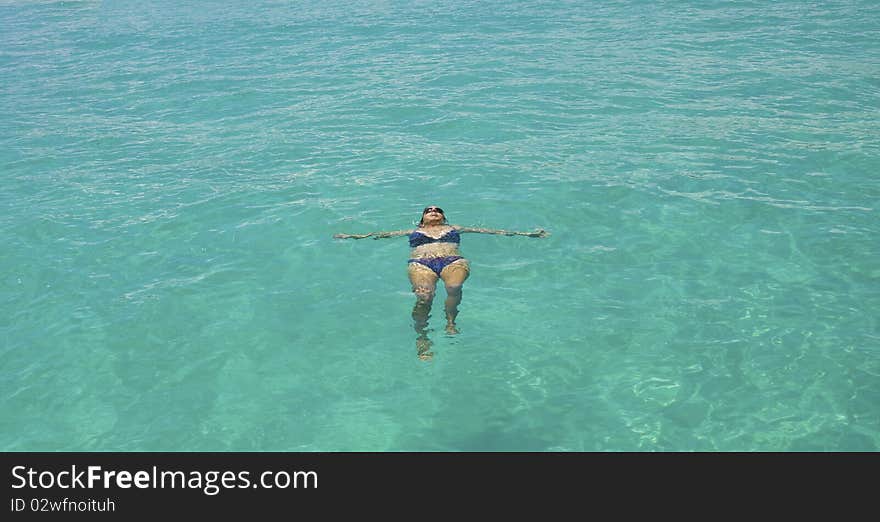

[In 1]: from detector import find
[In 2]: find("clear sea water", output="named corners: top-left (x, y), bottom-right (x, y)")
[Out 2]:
top-left (2, 0), bottom-right (878, 451)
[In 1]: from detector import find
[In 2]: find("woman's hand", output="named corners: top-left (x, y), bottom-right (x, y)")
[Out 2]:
top-left (527, 228), bottom-right (549, 238)
top-left (333, 233), bottom-right (372, 239)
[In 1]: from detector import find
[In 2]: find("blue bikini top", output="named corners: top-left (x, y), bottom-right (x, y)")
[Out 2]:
top-left (408, 228), bottom-right (461, 248)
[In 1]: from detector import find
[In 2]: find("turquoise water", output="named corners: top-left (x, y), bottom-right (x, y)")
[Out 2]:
top-left (2, 0), bottom-right (878, 451)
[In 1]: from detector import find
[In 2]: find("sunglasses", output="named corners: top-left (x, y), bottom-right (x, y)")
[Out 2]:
top-left (423, 207), bottom-right (444, 215)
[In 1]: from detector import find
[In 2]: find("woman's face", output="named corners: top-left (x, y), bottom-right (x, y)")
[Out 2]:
top-left (421, 206), bottom-right (444, 225)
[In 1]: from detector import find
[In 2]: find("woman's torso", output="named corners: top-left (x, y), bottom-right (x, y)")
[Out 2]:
top-left (408, 226), bottom-right (462, 259)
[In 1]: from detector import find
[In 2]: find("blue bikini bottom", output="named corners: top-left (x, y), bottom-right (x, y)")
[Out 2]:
top-left (408, 256), bottom-right (464, 276)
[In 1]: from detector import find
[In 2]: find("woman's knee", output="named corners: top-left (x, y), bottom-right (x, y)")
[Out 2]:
top-left (445, 284), bottom-right (463, 297)
top-left (413, 286), bottom-right (435, 303)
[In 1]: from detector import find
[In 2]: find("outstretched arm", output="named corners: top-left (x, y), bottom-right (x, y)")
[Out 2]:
top-left (454, 226), bottom-right (549, 238)
top-left (333, 229), bottom-right (412, 240)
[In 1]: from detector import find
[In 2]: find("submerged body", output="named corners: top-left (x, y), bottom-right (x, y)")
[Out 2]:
top-left (406, 225), bottom-right (471, 357)
top-left (334, 206), bottom-right (547, 360)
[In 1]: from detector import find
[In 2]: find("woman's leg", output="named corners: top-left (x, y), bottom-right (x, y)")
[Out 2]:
top-left (408, 263), bottom-right (439, 359)
top-left (440, 259), bottom-right (470, 334)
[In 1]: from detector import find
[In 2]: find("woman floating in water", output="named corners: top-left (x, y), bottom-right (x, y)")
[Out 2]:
top-left (334, 206), bottom-right (548, 360)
